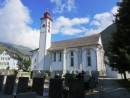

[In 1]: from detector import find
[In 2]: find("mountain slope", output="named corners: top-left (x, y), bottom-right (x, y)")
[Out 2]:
top-left (0, 42), bottom-right (32, 60)
top-left (101, 23), bottom-right (117, 55)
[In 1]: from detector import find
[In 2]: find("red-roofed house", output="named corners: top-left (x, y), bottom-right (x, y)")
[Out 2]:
top-left (0, 48), bottom-right (22, 69)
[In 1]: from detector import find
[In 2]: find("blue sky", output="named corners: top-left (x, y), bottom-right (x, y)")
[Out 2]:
top-left (0, 0), bottom-right (120, 49)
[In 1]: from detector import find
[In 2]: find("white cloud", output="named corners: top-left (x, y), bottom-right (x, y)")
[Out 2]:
top-left (91, 21), bottom-right (101, 26)
top-left (111, 6), bottom-right (118, 15)
top-left (52, 0), bottom-right (65, 14)
top-left (52, 6), bottom-right (118, 36)
top-left (84, 6), bottom-right (118, 36)
top-left (93, 12), bottom-right (112, 29)
top-left (84, 28), bottom-right (103, 36)
top-left (52, 16), bottom-right (89, 35)
top-left (67, 0), bottom-right (75, 12)
top-left (52, 0), bottom-right (75, 13)
top-left (0, 0), bottom-right (40, 49)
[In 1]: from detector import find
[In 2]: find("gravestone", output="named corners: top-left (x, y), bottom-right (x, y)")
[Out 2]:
top-left (32, 77), bottom-right (44, 96)
top-left (49, 78), bottom-right (64, 98)
top-left (0, 75), bottom-right (4, 92)
top-left (16, 77), bottom-right (29, 94)
top-left (89, 77), bottom-right (96, 89)
top-left (69, 79), bottom-right (85, 98)
top-left (3, 75), bottom-right (16, 95)
top-left (54, 74), bottom-right (61, 78)
top-left (92, 71), bottom-right (99, 83)
top-left (64, 73), bottom-right (71, 86)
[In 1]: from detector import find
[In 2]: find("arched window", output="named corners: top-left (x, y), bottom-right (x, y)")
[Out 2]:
top-left (86, 49), bottom-right (91, 66)
top-left (70, 51), bottom-right (74, 67)
top-left (58, 52), bottom-right (62, 62)
top-left (53, 52), bottom-right (56, 62)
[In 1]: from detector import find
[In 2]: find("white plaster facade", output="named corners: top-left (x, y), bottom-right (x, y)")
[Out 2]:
top-left (30, 12), bottom-right (106, 75)
top-left (105, 57), bottom-right (130, 79)
top-left (106, 64), bottom-right (130, 79)
top-left (0, 49), bottom-right (22, 69)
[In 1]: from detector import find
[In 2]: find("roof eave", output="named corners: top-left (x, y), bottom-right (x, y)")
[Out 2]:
top-left (48, 43), bottom-right (100, 51)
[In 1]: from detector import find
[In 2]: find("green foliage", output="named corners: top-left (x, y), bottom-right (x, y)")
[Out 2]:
top-left (71, 70), bottom-right (76, 79)
top-left (8, 70), bottom-right (13, 75)
top-left (23, 59), bottom-right (31, 70)
top-left (108, 0), bottom-right (130, 79)
top-left (43, 72), bottom-right (48, 78)
top-left (13, 45), bottom-right (32, 56)
top-left (0, 45), bottom-right (5, 51)
top-left (21, 72), bottom-right (30, 76)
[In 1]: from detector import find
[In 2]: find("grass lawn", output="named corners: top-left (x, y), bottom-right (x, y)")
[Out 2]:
top-left (21, 72), bottom-right (30, 76)
top-left (117, 78), bottom-right (130, 91)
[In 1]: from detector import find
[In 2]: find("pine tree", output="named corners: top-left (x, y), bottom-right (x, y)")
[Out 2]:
top-left (108, 0), bottom-right (130, 80)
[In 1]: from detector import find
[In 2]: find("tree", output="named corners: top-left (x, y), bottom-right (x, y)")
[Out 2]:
top-left (108, 0), bottom-right (130, 80)
top-left (23, 59), bottom-right (31, 71)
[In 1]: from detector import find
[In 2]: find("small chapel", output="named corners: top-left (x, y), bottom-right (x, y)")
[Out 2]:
top-left (30, 11), bottom-right (106, 76)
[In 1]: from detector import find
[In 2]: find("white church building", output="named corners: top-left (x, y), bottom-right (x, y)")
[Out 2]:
top-left (30, 11), bottom-right (106, 76)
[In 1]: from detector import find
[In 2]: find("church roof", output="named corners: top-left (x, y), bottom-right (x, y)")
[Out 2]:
top-left (48, 34), bottom-right (100, 51)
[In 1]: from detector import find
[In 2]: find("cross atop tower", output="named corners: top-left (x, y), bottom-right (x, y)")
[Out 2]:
top-left (46, 8), bottom-right (49, 12)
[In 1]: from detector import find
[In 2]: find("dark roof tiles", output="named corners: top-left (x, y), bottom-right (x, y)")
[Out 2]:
top-left (48, 34), bottom-right (100, 51)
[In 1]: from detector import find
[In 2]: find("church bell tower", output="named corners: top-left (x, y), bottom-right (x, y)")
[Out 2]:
top-left (38, 11), bottom-right (52, 70)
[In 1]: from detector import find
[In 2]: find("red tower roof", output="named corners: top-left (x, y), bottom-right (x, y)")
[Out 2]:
top-left (44, 12), bottom-right (50, 18)
top-left (41, 11), bottom-right (52, 21)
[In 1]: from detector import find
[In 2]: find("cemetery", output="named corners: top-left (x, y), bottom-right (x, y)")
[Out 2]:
top-left (0, 0), bottom-right (130, 98)
top-left (0, 70), bottom-right (129, 98)
top-left (0, 70), bottom-right (102, 98)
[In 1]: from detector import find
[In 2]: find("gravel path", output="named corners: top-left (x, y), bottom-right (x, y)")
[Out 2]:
top-left (100, 78), bottom-right (130, 98)
top-left (86, 77), bottom-right (130, 98)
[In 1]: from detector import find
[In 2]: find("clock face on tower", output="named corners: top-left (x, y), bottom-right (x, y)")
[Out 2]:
top-left (42, 24), bottom-right (45, 27)
top-left (41, 21), bottom-right (46, 32)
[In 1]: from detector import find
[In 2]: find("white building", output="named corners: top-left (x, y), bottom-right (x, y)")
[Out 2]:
top-left (105, 56), bottom-right (130, 79)
top-left (0, 48), bottom-right (22, 69)
top-left (30, 11), bottom-right (106, 75)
